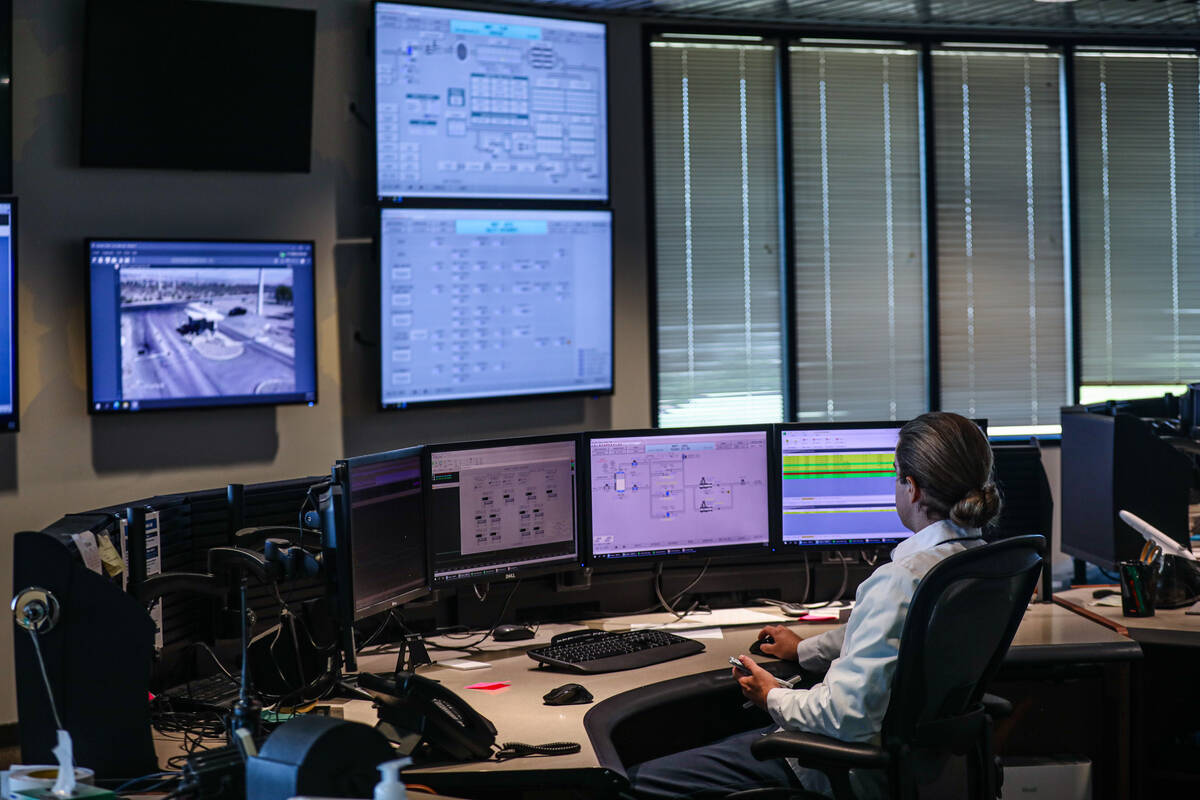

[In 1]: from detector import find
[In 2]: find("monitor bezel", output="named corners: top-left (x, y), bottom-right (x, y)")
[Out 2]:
top-left (84, 236), bottom-right (319, 415)
top-left (775, 420), bottom-right (911, 551)
top-left (0, 197), bottom-right (17, 433)
top-left (424, 432), bottom-right (585, 587)
top-left (372, 0), bottom-right (612, 207)
top-left (337, 445), bottom-right (431, 622)
top-left (80, 0), bottom-right (317, 173)
top-left (583, 424), bottom-right (777, 567)
top-left (773, 418), bottom-right (989, 550)
top-left (374, 207), bottom-right (615, 410)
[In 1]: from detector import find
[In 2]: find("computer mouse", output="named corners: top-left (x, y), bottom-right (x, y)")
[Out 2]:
top-left (493, 623), bottom-right (536, 642)
top-left (543, 683), bottom-right (593, 706)
top-left (749, 634), bottom-right (775, 657)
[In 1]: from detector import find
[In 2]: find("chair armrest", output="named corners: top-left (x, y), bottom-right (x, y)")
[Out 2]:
top-left (981, 693), bottom-right (1012, 719)
top-left (749, 731), bottom-right (891, 771)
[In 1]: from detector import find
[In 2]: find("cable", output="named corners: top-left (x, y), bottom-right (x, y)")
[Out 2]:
top-left (110, 771), bottom-right (181, 795)
top-left (654, 562), bottom-right (708, 620)
top-left (473, 583), bottom-right (490, 602)
top-left (356, 608), bottom-right (399, 652)
top-left (26, 628), bottom-right (64, 731)
top-left (438, 579), bottom-right (523, 650)
top-left (189, 641), bottom-right (239, 687)
top-left (806, 556), bottom-right (849, 609)
top-left (493, 741), bottom-right (582, 760)
top-left (1097, 566), bottom-right (1119, 583)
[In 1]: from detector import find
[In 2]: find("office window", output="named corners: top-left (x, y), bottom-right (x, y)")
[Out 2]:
top-left (932, 48), bottom-right (1068, 430)
top-left (651, 40), bottom-right (784, 427)
top-left (790, 45), bottom-right (926, 422)
top-left (1075, 51), bottom-right (1200, 391)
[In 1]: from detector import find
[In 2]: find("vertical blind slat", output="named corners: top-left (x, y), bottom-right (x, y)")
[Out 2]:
top-left (652, 42), bottom-right (784, 427)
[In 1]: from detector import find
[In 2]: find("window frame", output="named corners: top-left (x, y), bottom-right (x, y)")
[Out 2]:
top-left (645, 24), bottom-right (1200, 429)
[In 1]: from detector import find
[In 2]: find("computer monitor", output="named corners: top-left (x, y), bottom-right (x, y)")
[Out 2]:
top-left (426, 435), bottom-right (582, 586)
top-left (86, 239), bottom-right (318, 413)
top-left (336, 447), bottom-right (429, 619)
top-left (778, 422), bottom-right (911, 548)
top-left (374, 2), bottom-right (608, 201)
top-left (0, 199), bottom-right (16, 431)
top-left (378, 208), bottom-right (613, 407)
top-left (587, 427), bottom-right (772, 562)
top-left (82, 0), bottom-right (315, 172)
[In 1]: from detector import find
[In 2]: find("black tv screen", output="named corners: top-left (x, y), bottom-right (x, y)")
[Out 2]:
top-left (87, 239), bottom-right (318, 413)
top-left (81, 0), bottom-right (315, 172)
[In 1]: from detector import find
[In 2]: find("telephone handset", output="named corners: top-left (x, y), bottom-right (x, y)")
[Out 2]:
top-left (358, 671), bottom-right (497, 762)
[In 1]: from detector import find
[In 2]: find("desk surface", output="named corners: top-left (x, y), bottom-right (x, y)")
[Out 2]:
top-left (1055, 585), bottom-right (1200, 646)
top-left (332, 602), bottom-right (1139, 781)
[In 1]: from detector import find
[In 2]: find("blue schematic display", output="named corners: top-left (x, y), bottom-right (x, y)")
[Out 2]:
top-left (375, 2), bottom-right (608, 201)
top-left (0, 202), bottom-right (15, 431)
top-left (379, 208), bottom-right (613, 407)
top-left (87, 240), bottom-right (318, 413)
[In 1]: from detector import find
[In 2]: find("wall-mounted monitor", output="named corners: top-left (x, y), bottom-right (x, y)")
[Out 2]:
top-left (0, 199), bottom-right (15, 431)
top-left (375, 2), bottom-right (608, 201)
top-left (87, 239), bottom-right (318, 413)
top-left (82, 0), bottom-right (315, 172)
top-left (426, 435), bottom-right (582, 586)
top-left (587, 427), bottom-right (772, 562)
top-left (379, 208), bottom-right (613, 407)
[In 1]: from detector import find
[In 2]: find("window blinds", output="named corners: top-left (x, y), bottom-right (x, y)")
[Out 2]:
top-left (790, 45), bottom-right (926, 422)
top-left (651, 41), bottom-right (784, 427)
top-left (932, 48), bottom-right (1068, 427)
top-left (1075, 51), bottom-right (1200, 389)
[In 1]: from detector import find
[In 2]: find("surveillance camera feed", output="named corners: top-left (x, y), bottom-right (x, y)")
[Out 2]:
top-left (87, 240), bottom-right (317, 412)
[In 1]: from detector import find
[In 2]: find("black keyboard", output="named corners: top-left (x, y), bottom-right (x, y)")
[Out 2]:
top-left (159, 672), bottom-right (242, 710)
top-left (527, 629), bottom-right (705, 674)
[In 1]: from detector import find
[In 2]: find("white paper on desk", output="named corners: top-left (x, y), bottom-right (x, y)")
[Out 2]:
top-left (440, 659), bottom-right (491, 670)
top-left (1119, 510), bottom-right (1197, 561)
top-left (673, 627), bottom-right (724, 640)
top-left (1093, 596), bottom-right (1123, 608)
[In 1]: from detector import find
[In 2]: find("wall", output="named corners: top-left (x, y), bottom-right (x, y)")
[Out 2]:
top-left (0, 0), bottom-right (650, 725)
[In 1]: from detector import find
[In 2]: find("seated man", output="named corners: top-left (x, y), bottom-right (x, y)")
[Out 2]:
top-left (628, 412), bottom-right (999, 799)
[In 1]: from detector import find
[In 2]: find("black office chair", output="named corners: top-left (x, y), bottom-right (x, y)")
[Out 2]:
top-left (731, 535), bottom-right (1044, 800)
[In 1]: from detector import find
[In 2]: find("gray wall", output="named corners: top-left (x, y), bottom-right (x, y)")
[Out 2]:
top-left (0, 0), bottom-right (650, 725)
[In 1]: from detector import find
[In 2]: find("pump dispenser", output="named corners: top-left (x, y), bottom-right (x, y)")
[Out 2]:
top-left (374, 757), bottom-right (412, 800)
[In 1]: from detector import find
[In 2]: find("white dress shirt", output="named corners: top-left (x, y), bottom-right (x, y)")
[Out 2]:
top-left (764, 519), bottom-right (986, 799)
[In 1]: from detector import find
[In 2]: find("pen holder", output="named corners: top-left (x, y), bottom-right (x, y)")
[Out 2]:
top-left (1118, 560), bottom-right (1156, 617)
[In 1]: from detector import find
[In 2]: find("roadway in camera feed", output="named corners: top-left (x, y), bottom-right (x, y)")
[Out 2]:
top-left (120, 302), bottom-right (295, 400)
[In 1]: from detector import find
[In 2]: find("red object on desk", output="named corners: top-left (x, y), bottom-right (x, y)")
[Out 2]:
top-left (466, 682), bottom-right (511, 691)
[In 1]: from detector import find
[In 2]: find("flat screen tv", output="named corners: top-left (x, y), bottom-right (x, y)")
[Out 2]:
top-left (81, 0), bottom-right (315, 172)
top-left (378, 208), bottom-right (613, 408)
top-left (374, 1), bottom-right (608, 201)
top-left (87, 239), bottom-right (318, 413)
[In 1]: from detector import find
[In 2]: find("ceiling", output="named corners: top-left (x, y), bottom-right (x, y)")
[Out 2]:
top-left (508, 0), bottom-right (1200, 37)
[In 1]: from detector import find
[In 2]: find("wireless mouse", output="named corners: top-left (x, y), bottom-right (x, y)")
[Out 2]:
top-left (543, 683), bottom-right (593, 706)
top-left (493, 623), bottom-right (536, 642)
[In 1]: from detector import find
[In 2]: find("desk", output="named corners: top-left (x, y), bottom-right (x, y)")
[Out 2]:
top-left (1054, 585), bottom-right (1200, 646)
top-left (1056, 586), bottom-right (1200, 795)
top-left (329, 604), bottom-right (1138, 799)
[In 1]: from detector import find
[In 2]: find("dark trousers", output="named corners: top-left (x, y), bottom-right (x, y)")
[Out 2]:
top-left (626, 724), bottom-right (813, 799)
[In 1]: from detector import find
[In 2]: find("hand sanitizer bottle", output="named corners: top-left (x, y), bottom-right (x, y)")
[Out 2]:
top-left (374, 757), bottom-right (413, 800)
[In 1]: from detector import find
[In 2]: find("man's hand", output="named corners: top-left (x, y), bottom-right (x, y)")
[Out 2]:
top-left (756, 624), bottom-right (802, 661)
top-left (734, 655), bottom-right (779, 710)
